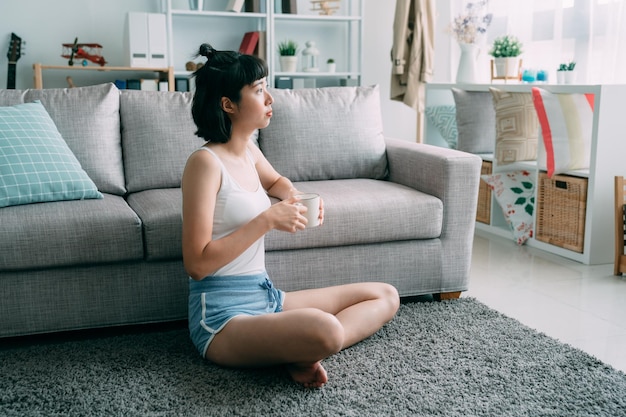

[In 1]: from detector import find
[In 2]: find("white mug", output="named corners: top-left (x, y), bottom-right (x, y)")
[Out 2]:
top-left (296, 193), bottom-right (320, 228)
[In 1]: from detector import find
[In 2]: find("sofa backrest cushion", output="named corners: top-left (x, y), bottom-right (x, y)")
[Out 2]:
top-left (259, 85), bottom-right (388, 181)
top-left (120, 90), bottom-right (205, 193)
top-left (0, 83), bottom-right (125, 195)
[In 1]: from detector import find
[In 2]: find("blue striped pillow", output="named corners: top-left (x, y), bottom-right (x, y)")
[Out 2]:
top-left (0, 101), bottom-right (102, 207)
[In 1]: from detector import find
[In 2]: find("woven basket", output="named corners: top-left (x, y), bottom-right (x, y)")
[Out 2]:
top-left (536, 172), bottom-right (587, 253)
top-left (476, 161), bottom-right (492, 224)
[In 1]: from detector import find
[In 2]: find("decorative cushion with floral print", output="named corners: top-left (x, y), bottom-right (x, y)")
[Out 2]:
top-left (481, 170), bottom-right (535, 245)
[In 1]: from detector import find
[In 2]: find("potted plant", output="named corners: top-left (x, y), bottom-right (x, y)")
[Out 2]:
top-left (278, 39), bottom-right (298, 72)
top-left (326, 58), bottom-right (336, 73)
top-left (556, 61), bottom-right (576, 84)
top-left (489, 35), bottom-right (523, 78)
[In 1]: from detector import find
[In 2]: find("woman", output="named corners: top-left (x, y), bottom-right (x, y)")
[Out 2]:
top-left (182, 44), bottom-right (399, 388)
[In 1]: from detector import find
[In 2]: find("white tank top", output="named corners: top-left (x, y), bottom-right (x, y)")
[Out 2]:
top-left (197, 147), bottom-right (270, 276)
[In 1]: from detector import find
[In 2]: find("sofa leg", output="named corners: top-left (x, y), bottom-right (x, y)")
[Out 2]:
top-left (433, 291), bottom-right (461, 301)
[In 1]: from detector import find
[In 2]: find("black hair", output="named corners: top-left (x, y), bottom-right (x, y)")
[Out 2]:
top-left (191, 43), bottom-right (268, 143)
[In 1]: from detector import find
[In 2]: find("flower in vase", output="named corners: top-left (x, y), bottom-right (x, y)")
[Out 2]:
top-left (448, 0), bottom-right (493, 44)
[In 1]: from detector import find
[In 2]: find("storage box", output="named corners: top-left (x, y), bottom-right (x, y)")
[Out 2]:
top-left (476, 160), bottom-right (492, 224)
top-left (536, 172), bottom-right (587, 253)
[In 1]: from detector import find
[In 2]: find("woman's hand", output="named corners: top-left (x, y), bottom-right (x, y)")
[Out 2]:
top-left (266, 196), bottom-right (308, 233)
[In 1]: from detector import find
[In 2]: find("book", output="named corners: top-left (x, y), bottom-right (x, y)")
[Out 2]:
top-left (140, 79), bottom-right (158, 91)
top-left (275, 77), bottom-right (292, 89)
top-left (175, 77), bottom-right (189, 92)
top-left (226, 0), bottom-right (244, 12)
top-left (239, 31), bottom-right (260, 55)
top-left (281, 0), bottom-right (297, 14)
top-left (126, 79), bottom-right (141, 90)
top-left (244, 0), bottom-right (260, 12)
top-left (254, 31), bottom-right (267, 60)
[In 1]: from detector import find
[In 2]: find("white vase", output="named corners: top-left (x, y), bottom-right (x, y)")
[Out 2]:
top-left (564, 70), bottom-right (577, 84)
top-left (557, 71), bottom-right (565, 84)
top-left (279, 56), bottom-right (298, 72)
top-left (327, 62), bottom-right (336, 73)
top-left (456, 43), bottom-right (478, 84)
top-left (494, 57), bottom-right (520, 78)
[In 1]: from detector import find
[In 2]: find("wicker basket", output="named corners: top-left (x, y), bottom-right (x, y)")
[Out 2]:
top-left (536, 172), bottom-right (587, 253)
top-left (476, 161), bottom-right (492, 224)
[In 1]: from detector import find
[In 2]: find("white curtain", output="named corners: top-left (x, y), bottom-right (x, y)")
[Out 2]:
top-left (452, 0), bottom-right (626, 83)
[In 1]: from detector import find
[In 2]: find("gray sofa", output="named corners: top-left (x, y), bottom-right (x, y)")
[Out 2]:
top-left (0, 83), bottom-right (481, 338)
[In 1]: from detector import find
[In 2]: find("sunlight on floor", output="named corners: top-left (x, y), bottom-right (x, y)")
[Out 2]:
top-left (465, 231), bottom-right (626, 374)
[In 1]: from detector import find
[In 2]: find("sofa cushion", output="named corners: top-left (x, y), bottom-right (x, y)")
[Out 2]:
top-left (259, 85), bottom-right (388, 181)
top-left (0, 83), bottom-right (125, 195)
top-left (451, 89), bottom-right (496, 153)
top-left (0, 194), bottom-right (143, 271)
top-left (126, 188), bottom-right (182, 261)
top-left (425, 105), bottom-right (458, 149)
top-left (120, 90), bottom-right (205, 193)
top-left (482, 170), bottom-right (535, 245)
top-left (489, 87), bottom-right (539, 165)
top-left (265, 179), bottom-right (443, 251)
top-left (0, 101), bottom-right (102, 207)
top-left (531, 87), bottom-right (594, 178)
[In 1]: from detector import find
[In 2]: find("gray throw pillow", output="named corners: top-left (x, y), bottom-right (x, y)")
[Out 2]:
top-left (120, 90), bottom-right (205, 193)
top-left (259, 85), bottom-right (388, 181)
top-left (452, 88), bottom-right (496, 154)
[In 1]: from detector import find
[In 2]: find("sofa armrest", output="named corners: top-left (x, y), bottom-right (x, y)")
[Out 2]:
top-left (385, 138), bottom-right (482, 207)
top-left (385, 137), bottom-right (482, 291)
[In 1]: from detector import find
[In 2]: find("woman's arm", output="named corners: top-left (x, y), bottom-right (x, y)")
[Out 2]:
top-left (248, 142), bottom-right (299, 200)
top-left (182, 149), bottom-right (307, 280)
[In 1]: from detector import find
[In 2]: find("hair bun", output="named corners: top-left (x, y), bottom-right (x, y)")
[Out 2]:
top-left (199, 43), bottom-right (215, 59)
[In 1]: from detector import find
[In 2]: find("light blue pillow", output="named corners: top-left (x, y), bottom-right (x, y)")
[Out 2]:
top-left (0, 101), bottom-right (102, 207)
top-left (425, 105), bottom-right (458, 149)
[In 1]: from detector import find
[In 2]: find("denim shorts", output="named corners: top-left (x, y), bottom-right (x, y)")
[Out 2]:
top-left (188, 271), bottom-right (285, 357)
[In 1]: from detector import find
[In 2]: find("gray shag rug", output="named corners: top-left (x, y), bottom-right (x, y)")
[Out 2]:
top-left (2, 298), bottom-right (626, 417)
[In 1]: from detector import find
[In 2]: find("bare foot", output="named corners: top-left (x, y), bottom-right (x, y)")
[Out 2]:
top-left (287, 361), bottom-right (328, 388)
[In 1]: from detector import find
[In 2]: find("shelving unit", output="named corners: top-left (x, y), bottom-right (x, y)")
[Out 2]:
top-left (424, 83), bottom-right (626, 265)
top-left (32, 63), bottom-right (174, 91)
top-left (162, 0), bottom-right (362, 88)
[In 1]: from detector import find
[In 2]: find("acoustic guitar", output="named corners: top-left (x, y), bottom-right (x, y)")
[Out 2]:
top-left (6, 33), bottom-right (23, 89)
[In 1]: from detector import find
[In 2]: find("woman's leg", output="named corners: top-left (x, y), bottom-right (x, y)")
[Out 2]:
top-left (205, 282), bottom-right (399, 387)
top-left (283, 282), bottom-right (400, 349)
top-left (206, 307), bottom-right (344, 387)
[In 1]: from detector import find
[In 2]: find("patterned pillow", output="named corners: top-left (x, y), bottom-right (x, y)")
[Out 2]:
top-left (425, 105), bottom-right (458, 149)
top-left (489, 88), bottom-right (539, 165)
top-left (0, 101), bottom-right (102, 208)
top-left (531, 87), bottom-right (594, 178)
top-left (481, 170), bottom-right (535, 245)
top-left (451, 89), bottom-right (496, 153)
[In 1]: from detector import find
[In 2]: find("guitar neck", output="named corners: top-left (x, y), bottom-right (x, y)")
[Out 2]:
top-left (7, 62), bottom-right (16, 89)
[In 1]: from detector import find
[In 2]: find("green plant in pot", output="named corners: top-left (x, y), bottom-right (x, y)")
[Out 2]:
top-left (326, 58), bottom-right (336, 72)
top-left (278, 40), bottom-right (299, 72)
top-left (489, 35), bottom-right (523, 78)
top-left (557, 61), bottom-right (577, 84)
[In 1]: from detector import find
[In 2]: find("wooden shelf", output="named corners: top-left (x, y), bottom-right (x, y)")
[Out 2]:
top-left (32, 63), bottom-right (175, 91)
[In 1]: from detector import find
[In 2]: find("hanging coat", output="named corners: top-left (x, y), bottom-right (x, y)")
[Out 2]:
top-left (390, 0), bottom-right (435, 112)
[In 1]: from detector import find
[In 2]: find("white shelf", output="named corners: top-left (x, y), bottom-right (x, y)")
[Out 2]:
top-left (275, 71), bottom-right (357, 78)
top-left (163, 0), bottom-right (362, 88)
top-left (425, 83), bottom-right (626, 265)
top-left (169, 10), bottom-right (266, 18)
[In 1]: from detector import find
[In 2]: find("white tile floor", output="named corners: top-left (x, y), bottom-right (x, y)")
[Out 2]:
top-left (465, 231), bottom-right (626, 374)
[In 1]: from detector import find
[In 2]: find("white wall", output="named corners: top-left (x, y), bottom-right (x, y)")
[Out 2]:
top-left (0, 0), bottom-right (452, 143)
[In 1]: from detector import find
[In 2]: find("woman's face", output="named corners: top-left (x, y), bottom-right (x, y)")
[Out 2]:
top-left (230, 77), bottom-right (273, 129)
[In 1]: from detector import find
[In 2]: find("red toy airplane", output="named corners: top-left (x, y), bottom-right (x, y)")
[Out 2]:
top-left (61, 38), bottom-right (107, 66)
